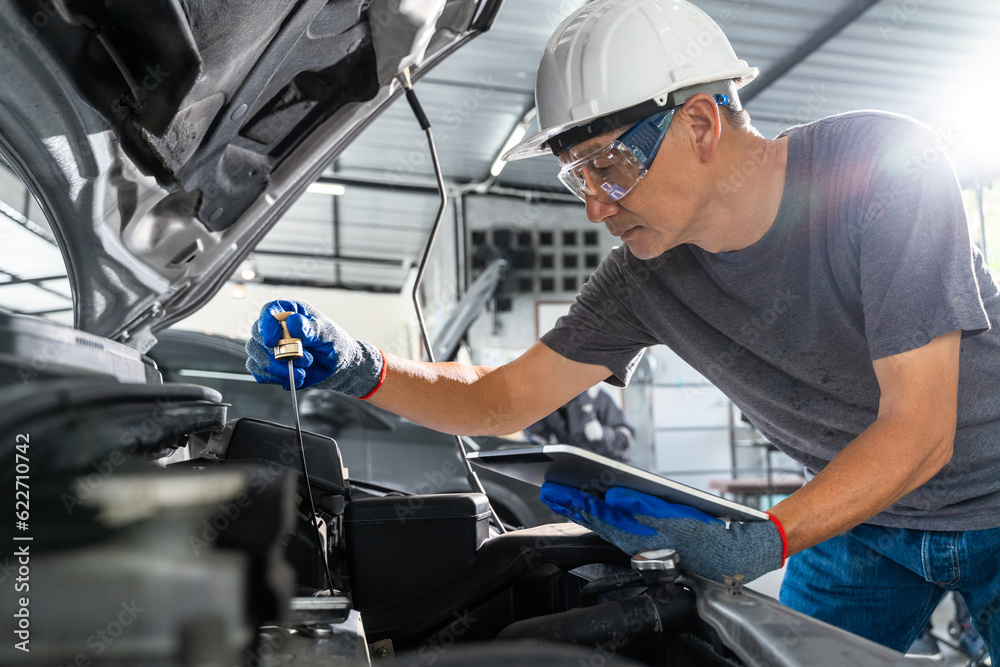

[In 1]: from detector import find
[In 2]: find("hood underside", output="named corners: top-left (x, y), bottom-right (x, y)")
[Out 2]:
top-left (0, 0), bottom-right (500, 351)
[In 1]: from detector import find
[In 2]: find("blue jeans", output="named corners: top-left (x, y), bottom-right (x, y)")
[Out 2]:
top-left (779, 523), bottom-right (1000, 663)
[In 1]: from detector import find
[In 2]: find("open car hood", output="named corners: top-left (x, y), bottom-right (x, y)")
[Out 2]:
top-left (0, 0), bottom-right (501, 351)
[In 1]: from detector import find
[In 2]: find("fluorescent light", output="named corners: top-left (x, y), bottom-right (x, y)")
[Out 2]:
top-left (307, 182), bottom-right (347, 196)
top-left (178, 369), bottom-right (257, 382)
top-left (490, 123), bottom-right (528, 177)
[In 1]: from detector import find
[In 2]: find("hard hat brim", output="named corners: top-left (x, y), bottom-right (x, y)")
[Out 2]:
top-left (501, 123), bottom-right (578, 162)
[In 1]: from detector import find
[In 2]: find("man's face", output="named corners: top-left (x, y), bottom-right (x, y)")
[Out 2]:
top-left (559, 112), bottom-right (707, 260)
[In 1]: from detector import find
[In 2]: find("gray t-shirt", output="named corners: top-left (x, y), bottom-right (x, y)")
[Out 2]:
top-left (541, 111), bottom-right (1000, 531)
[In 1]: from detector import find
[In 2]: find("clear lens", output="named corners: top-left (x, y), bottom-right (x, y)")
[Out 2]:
top-left (557, 141), bottom-right (647, 201)
top-left (556, 107), bottom-right (677, 201)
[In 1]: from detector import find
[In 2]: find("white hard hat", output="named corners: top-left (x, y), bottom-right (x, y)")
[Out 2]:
top-left (503, 0), bottom-right (758, 161)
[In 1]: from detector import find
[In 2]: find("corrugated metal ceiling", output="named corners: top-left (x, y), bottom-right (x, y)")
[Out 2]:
top-left (332, 0), bottom-right (1000, 190)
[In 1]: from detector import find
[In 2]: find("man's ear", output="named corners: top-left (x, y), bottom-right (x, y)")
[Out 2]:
top-left (678, 94), bottom-right (723, 163)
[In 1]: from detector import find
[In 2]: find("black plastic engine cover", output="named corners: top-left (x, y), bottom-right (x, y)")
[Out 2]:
top-left (222, 417), bottom-right (349, 499)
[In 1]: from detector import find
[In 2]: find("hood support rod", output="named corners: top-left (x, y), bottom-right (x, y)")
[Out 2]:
top-left (399, 69), bottom-right (507, 533)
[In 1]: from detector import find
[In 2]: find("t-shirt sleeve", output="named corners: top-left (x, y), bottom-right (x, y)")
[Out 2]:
top-left (859, 121), bottom-right (990, 360)
top-left (540, 248), bottom-right (659, 386)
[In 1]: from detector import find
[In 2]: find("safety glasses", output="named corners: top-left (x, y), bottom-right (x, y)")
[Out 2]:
top-left (557, 107), bottom-right (677, 202)
top-left (556, 93), bottom-right (730, 202)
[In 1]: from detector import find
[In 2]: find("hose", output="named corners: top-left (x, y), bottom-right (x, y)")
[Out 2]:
top-left (496, 587), bottom-right (696, 649)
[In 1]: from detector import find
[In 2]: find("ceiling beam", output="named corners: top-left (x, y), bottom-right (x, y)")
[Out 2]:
top-left (19, 306), bottom-right (72, 316)
top-left (0, 273), bottom-right (67, 286)
top-left (418, 76), bottom-right (532, 97)
top-left (251, 248), bottom-right (410, 268)
top-left (0, 268), bottom-right (72, 304)
top-left (256, 276), bottom-right (401, 294)
top-left (315, 173), bottom-right (576, 199)
top-left (740, 0), bottom-right (883, 104)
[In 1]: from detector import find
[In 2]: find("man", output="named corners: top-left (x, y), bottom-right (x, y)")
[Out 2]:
top-left (524, 386), bottom-right (634, 462)
top-left (246, 0), bottom-right (1000, 659)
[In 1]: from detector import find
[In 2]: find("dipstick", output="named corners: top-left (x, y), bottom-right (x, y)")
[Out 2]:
top-left (272, 311), bottom-right (334, 592)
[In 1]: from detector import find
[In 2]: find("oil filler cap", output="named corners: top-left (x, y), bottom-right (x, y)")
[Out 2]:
top-left (631, 548), bottom-right (680, 578)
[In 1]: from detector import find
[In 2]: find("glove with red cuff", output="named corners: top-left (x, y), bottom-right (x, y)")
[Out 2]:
top-left (246, 299), bottom-right (385, 398)
top-left (541, 482), bottom-right (787, 582)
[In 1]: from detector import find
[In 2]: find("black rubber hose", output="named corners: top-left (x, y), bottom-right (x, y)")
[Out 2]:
top-left (405, 88), bottom-right (431, 130)
top-left (579, 571), bottom-right (644, 606)
top-left (496, 587), bottom-right (697, 648)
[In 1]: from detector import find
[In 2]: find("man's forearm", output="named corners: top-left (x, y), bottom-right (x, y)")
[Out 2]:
top-left (770, 329), bottom-right (960, 556)
top-left (364, 353), bottom-right (515, 436)
top-left (363, 342), bottom-right (614, 438)
top-left (768, 415), bottom-right (953, 556)
top-left (247, 302), bottom-right (613, 435)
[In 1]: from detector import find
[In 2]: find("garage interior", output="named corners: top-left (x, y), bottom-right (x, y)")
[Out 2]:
top-left (0, 0), bottom-right (998, 664)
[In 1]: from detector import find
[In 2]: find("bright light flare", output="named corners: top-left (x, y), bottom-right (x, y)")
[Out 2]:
top-left (932, 50), bottom-right (1000, 182)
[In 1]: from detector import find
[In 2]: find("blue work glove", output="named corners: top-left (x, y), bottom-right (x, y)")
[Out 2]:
top-left (540, 482), bottom-right (787, 582)
top-left (245, 299), bottom-right (385, 397)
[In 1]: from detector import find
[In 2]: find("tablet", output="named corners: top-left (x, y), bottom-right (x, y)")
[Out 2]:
top-left (467, 444), bottom-right (768, 523)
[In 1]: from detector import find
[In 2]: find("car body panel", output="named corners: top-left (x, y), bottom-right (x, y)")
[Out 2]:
top-left (0, 0), bottom-right (500, 350)
top-left (684, 574), bottom-right (939, 667)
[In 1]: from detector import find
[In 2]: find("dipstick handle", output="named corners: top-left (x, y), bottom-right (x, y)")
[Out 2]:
top-left (273, 311), bottom-right (304, 360)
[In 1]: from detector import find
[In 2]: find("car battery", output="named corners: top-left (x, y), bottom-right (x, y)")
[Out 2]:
top-left (344, 493), bottom-right (490, 609)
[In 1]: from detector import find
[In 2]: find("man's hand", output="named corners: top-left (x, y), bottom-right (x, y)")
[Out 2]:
top-left (583, 419), bottom-right (604, 442)
top-left (541, 482), bottom-right (786, 582)
top-left (245, 299), bottom-right (384, 397)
